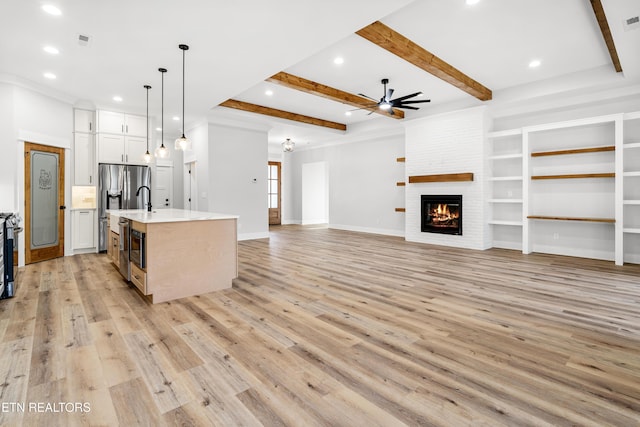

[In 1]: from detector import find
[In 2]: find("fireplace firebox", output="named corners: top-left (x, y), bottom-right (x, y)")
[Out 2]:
top-left (421, 195), bottom-right (462, 235)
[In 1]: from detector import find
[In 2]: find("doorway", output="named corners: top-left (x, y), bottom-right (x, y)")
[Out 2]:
top-left (268, 161), bottom-right (281, 225)
top-left (24, 142), bottom-right (65, 264)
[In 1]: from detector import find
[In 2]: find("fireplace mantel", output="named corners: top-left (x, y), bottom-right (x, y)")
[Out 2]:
top-left (408, 172), bottom-right (474, 183)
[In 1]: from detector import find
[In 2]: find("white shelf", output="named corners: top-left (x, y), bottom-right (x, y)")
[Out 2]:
top-left (488, 129), bottom-right (522, 138)
top-left (489, 153), bottom-right (523, 160)
top-left (489, 220), bottom-right (523, 226)
top-left (623, 200), bottom-right (640, 205)
top-left (489, 199), bottom-right (523, 204)
top-left (489, 176), bottom-right (523, 181)
top-left (623, 142), bottom-right (640, 149)
top-left (623, 171), bottom-right (640, 177)
top-left (623, 228), bottom-right (640, 234)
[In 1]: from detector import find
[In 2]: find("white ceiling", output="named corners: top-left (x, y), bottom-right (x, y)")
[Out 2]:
top-left (2, 0), bottom-right (639, 149)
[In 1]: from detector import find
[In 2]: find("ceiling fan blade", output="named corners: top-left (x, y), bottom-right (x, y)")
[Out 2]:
top-left (390, 92), bottom-right (423, 103)
top-left (396, 105), bottom-right (420, 110)
top-left (358, 93), bottom-right (378, 102)
top-left (395, 99), bottom-right (431, 105)
top-left (386, 88), bottom-right (394, 101)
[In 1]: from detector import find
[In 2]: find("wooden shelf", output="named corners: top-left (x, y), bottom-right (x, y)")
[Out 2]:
top-left (396, 157), bottom-right (406, 163)
top-left (531, 146), bottom-right (614, 157)
top-left (527, 216), bottom-right (615, 223)
top-left (395, 208), bottom-right (406, 212)
top-left (531, 173), bottom-right (615, 180)
top-left (408, 173), bottom-right (474, 183)
top-left (396, 182), bottom-right (406, 186)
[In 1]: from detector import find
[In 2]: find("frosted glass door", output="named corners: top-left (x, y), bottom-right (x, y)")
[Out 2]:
top-left (30, 151), bottom-right (59, 249)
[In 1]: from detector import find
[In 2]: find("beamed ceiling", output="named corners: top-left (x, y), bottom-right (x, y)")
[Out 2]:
top-left (2, 0), bottom-right (639, 147)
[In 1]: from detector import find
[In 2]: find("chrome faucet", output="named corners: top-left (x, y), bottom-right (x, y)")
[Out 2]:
top-left (136, 185), bottom-right (152, 212)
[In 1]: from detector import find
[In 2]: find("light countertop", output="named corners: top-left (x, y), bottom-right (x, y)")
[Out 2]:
top-left (107, 208), bottom-right (238, 224)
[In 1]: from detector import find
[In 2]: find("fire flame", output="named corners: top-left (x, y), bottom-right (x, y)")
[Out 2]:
top-left (430, 203), bottom-right (459, 224)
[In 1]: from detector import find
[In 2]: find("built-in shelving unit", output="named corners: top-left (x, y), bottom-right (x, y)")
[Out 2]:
top-left (488, 129), bottom-right (523, 250)
top-left (531, 173), bottom-right (615, 180)
top-left (527, 216), bottom-right (615, 223)
top-left (622, 111), bottom-right (640, 263)
top-left (396, 157), bottom-right (405, 213)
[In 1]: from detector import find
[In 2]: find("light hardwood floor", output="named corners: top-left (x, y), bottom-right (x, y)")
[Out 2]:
top-left (1, 225), bottom-right (639, 426)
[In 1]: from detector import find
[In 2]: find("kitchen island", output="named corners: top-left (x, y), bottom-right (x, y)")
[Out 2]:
top-left (108, 209), bottom-right (238, 303)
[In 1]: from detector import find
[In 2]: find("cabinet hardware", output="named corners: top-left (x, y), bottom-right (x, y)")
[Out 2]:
top-left (121, 124), bottom-right (124, 133)
top-left (89, 122), bottom-right (92, 131)
top-left (126, 125), bottom-right (129, 133)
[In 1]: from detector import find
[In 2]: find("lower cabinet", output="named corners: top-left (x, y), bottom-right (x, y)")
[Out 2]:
top-left (110, 230), bottom-right (120, 268)
top-left (72, 209), bottom-right (95, 250)
top-left (130, 262), bottom-right (147, 294)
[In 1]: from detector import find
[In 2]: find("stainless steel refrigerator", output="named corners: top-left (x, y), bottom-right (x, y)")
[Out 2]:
top-left (98, 164), bottom-right (151, 252)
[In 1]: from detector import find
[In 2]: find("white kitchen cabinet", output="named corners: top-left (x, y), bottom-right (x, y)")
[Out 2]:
top-left (72, 209), bottom-right (95, 250)
top-left (74, 132), bottom-right (95, 185)
top-left (98, 134), bottom-right (148, 165)
top-left (74, 109), bottom-right (95, 133)
top-left (98, 110), bottom-right (146, 137)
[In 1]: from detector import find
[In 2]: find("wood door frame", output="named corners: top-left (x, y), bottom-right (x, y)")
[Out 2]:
top-left (268, 161), bottom-right (281, 225)
top-left (25, 142), bottom-right (65, 264)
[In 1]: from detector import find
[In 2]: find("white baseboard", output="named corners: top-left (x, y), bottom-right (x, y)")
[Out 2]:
top-left (281, 219), bottom-right (301, 225)
top-left (238, 231), bottom-right (270, 241)
top-left (491, 240), bottom-right (522, 251)
top-left (329, 224), bottom-right (405, 238)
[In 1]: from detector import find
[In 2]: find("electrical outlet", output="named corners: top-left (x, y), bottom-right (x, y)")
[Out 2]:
top-left (553, 232), bottom-right (560, 240)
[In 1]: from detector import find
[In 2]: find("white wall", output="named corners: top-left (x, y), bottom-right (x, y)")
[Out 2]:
top-left (208, 124), bottom-right (268, 240)
top-left (405, 106), bottom-right (491, 250)
top-left (184, 122), bottom-right (209, 211)
top-left (285, 132), bottom-right (405, 236)
top-left (301, 162), bottom-right (328, 225)
top-left (0, 83), bottom-right (73, 264)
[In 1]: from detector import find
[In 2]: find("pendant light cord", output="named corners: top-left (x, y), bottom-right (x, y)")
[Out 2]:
top-left (181, 47), bottom-right (185, 137)
top-left (144, 84), bottom-right (151, 152)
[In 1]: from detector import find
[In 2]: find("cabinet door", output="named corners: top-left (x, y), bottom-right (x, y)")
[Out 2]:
top-left (74, 109), bottom-right (95, 133)
top-left (125, 136), bottom-right (148, 165)
top-left (74, 133), bottom-right (95, 185)
top-left (98, 134), bottom-right (125, 164)
top-left (98, 110), bottom-right (124, 134)
top-left (72, 210), bottom-right (95, 249)
top-left (125, 114), bottom-right (147, 137)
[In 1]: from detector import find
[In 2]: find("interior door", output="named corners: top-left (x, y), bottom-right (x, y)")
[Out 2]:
top-left (268, 161), bottom-right (281, 225)
top-left (25, 142), bottom-right (65, 264)
top-left (156, 165), bottom-right (173, 208)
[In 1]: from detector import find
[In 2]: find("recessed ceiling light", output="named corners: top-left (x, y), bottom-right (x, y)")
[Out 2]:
top-left (529, 59), bottom-right (541, 68)
top-left (43, 72), bottom-right (56, 80)
top-left (173, 116), bottom-right (180, 121)
top-left (113, 96), bottom-right (123, 102)
top-left (345, 111), bottom-right (352, 116)
top-left (42, 4), bottom-right (62, 15)
top-left (466, 0), bottom-right (480, 5)
top-left (265, 90), bottom-right (273, 96)
top-left (43, 46), bottom-right (59, 55)
top-left (334, 57), bottom-right (344, 65)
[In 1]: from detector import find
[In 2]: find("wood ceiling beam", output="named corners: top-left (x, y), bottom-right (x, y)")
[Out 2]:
top-left (267, 72), bottom-right (404, 119)
top-left (590, 0), bottom-right (623, 73)
top-left (356, 21), bottom-right (492, 101)
top-left (219, 99), bottom-right (347, 131)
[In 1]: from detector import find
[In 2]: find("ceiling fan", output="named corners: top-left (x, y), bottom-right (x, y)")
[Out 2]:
top-left (357, 78), bottom-right (430, 115)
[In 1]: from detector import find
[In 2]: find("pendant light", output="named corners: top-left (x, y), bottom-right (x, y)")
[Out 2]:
top-left (155, 67), bottom-right (168, 158)
top-left (282, 138), bottom-right (295, 152)
top-left (143, 84), bottom-right (153, 163)
top-left (174, 44), bottom-right (190, 151)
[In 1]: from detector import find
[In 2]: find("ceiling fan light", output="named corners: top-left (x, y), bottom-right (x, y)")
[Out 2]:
top-left (379, 103), bottom-right (391, 110)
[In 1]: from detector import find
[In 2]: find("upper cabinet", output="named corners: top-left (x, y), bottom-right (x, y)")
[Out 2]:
top-left (97, 110), bottom-right (146, 137)
top-left (74, 109), bottom-right (95, 133)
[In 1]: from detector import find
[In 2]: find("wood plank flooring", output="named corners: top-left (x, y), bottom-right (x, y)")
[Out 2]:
top-left (1, 225), bottom-right (639, 426)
